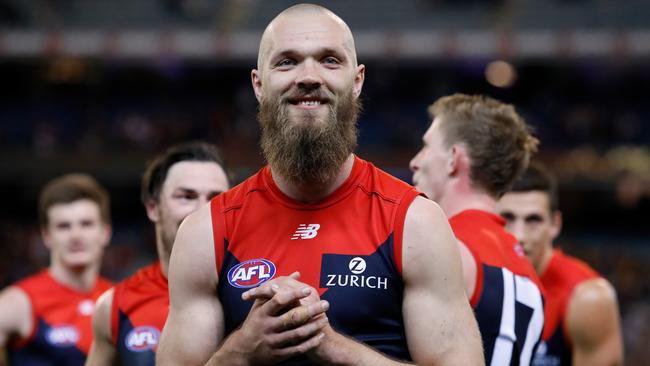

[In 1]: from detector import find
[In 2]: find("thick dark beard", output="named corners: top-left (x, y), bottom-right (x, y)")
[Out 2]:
top-left (259, 88), bottom-right (361, 186)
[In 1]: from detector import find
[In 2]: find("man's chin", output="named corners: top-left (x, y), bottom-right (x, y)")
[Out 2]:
top-left (62, 253), bottom-right (97, 269)
top-left (287, 108), bottom-right (328, 125)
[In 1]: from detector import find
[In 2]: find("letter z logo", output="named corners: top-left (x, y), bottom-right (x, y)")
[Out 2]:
top-left (291, 224), bottom-right (320, 240)
top-left (349, 257), bottom-right (367, 274)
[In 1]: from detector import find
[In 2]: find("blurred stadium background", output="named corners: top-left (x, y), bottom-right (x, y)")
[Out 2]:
top-left (0, 0), bottom-right (648, 363)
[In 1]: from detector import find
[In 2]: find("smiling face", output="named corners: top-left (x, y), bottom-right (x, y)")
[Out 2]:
top-left (252, 6), bottom-right (365, 184)
top-left (42, 199), bottom-right (111, 270)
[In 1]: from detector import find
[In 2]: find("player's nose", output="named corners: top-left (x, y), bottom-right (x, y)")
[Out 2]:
top-left (509, 221), bottom-right (526, 243)
top-left (409, 154), bottom-right (420, 172)
top-left (296, 59), bottom-right (323, 90)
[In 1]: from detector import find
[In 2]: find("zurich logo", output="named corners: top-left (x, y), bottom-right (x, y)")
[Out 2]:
top-left (228, 258), bottom-right (276, 288)
top-left (125, 326), bottom-right (160, 352)
top-left (45, 325), bottom-right (79, 347)
top-left (349, 257), bottom-right (366, 274)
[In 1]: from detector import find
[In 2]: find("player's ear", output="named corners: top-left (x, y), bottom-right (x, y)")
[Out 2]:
top-left (448, 144), bottom-right (468, 177)
top-left (550, 210), bottom-right (562, 240)
top-left (251, 69), bottom-right (263, 103)
top-left (145, 199), bottom-right (161, 223)
top-left (353, 64), bottom-right (365, 98)
top-left (41, 226), bottom-right (53, 250)
top-left (100, 224), bottom-right (112, 248)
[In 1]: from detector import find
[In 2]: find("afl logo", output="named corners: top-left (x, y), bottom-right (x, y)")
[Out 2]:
top-left (45, 325), bottom-right (79, 347)
top-left (228, 258), bottom-right (276, 288)
top-left (125, 326), bottom-right (160, 352)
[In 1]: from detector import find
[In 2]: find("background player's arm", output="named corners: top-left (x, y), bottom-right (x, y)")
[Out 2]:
top-left (85, 288), bottom-right (117, 366)
top-left (0, 286), bottom-right (32, 350)
top-left (0, 286), bottom-right (32, 366)
top-left (567, 278), bottom-right (624, 366)
top-left (156, 204), bottom-right (225, 366)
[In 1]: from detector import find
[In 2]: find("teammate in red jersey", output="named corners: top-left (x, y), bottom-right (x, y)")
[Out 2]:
top-left (156, 4), bottom-right (483, 366)
top-left (410, 94), bottom-right (544, 365)
top-left (497, 162), bottom-right (624, 366)
top-left (0, 174), bottom-right (113, 366)
top-left (85, 142), bottom-right (230, 366)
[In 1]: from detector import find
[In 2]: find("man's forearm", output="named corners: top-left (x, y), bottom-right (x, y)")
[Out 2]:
top-left (204, 331), bottom-right (251, 366)
top-left (310, 328), bottom-right (412, 366)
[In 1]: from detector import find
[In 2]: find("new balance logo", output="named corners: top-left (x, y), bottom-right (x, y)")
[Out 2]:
top-left (291, 224), bottom-right (320, 240)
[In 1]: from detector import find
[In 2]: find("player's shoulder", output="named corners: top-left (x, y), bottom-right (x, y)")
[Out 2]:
top-left (170, 203), bottom-right (218, 286)
top-left (0, 283), bottom-right (31, 309)
top-left (552, 250), bottom-right (600, 279)
top-left (406, 195), bottom-right (446, 221)
top-left (543, 250), bottom-right (600, 295)
top-left (94, 287), bottom-right (115, 318)
top-left (13, 270), bottom-right (52, 287)
top-left (116, 263), bottom-right (161, 290)
top-left (357, 158), bottom-right (417, 203)
top-left (11, 270), bottom-right (51, 290)
top-left (570, 277), bottom-right (617, 309)
top-left (565, 277), bottom-right (619, 341)
top-left (403, 197), bottom-right (454, 250)
top-left (212, 168), bottom-right (267, 212)
top-left (96, 276), bottom-right (114, 292)
top-left (91, 287), bottom-right (115, 340)
top-left (449, 210), bottom-right (515, 252)
top-left (0, 283), bottom-right (33, 339)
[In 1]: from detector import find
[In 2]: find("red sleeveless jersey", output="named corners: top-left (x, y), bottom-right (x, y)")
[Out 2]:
top-left (9, 270), bottom-right (112, 366)
top-left (211, 156), bottom-right (420, 364)
top-left (532, 249), bottom-right (599, 366)
top-left (110, 262), bottom-right (168, 366)
top-left (450, 209), bottom-right (545, 366)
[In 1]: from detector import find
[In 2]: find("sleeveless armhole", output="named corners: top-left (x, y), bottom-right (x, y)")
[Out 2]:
top-left (392, 189), bottom-right (421, 276)
top-left (466, 244), bottom-right (483, 308)
top-left (110, 287), bottom-right (120, 345)
top-left (561, 312), bottom-right (573, 349)
top-left (210, 195), bottom-right (227, 276)
top-left (10, 285), bottom-right (37, 349)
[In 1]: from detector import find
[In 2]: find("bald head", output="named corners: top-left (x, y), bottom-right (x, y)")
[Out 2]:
top-left (257, 4), bottom-right (358, 70)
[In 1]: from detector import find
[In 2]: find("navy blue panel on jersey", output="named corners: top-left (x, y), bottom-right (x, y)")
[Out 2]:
top-left (217, 235), bottom-right (411, 365)
top-left (318, 235), bottom-right (408, 361)
top-left (476, 264), bottom-right (544, 366)
top-left (8, 318), bottom-right (86, 366)
top-left (218, 239), bottom-right (254, 336)
top-left (116, 311), bottom-right (157, 366)
top-left (532, 326), bottom-right (569, 366)
top-left (475, 265), bottom-right (505, 364)
top-left (514, 297), bottom-right (536, 365)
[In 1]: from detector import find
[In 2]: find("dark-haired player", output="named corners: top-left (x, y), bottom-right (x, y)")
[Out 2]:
top-left (86, 142), bottom-right (229, 366)
top-left (498, 162), bottom-right (623, 366)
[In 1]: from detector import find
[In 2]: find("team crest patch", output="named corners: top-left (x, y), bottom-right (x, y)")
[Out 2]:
top-left (125, 326), bottom-right (160, 352)
top-left (227, 258), bottom-right (276, 289)
top-left (45, 325), bottom-right (79, 347)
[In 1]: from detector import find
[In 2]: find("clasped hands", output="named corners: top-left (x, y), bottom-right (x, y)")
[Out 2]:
top-left (225, 272), bottom-right (332, 364)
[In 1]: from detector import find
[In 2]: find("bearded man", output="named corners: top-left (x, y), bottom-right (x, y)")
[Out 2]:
top-left (156, 4), bottom-right (483, 366)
